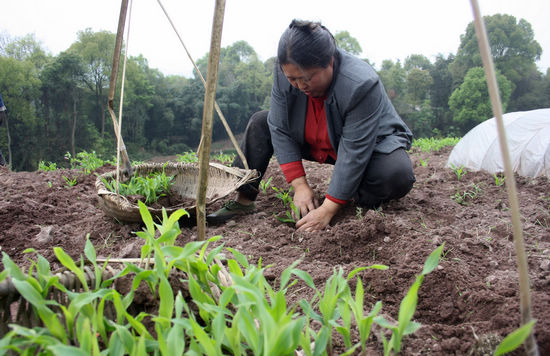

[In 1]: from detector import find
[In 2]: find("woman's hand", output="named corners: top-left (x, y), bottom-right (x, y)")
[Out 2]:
top-left (296, 199), bottom-right (341, 232)
top-left (291, 176), bottom-right (319, 218)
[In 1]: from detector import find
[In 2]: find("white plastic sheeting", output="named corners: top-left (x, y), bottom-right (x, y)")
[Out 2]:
top-left (446, 108), bottom-right (550, 178)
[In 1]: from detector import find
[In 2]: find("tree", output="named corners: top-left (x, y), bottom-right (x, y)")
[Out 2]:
top-left (377, 60), bottom-right (408, 115)
top-left (67, 29), bottom-right (116, 138)
top-left (0, 57), bottom-right (42, 171)
top-left (450, 14), bottom-right (542, 110)
top-left (334, 31), bottom-right (362, 56)
top-left (2, 34), bottom-right (50, 70)
top-left (429, 54), bottom-right (456, 136)
top-left (449, 67), bottom-right (512, 133)
top-left (40, 52), bottom-right (85, 157)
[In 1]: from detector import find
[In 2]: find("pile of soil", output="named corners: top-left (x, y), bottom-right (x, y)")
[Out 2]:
top-left (1, 146), bottom-right (549, 355)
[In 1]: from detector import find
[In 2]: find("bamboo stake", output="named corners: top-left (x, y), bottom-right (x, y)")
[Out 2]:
top-left (469, 1), bottom-right (539, 354)
top-left (107, 0), bottom-right (133, 176)
top-left (196, 0), bottom-right (226, 240)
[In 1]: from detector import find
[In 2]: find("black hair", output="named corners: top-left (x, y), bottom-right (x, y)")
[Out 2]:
top-left (277, 19), bottom-right (336, 69)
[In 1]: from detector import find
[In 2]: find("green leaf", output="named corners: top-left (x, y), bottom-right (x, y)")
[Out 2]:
top-left (422, 244), bottom-right (445, 276)
top-left (493, 320), bottom-right (536, 356)
top-left (48, 344), bottom-right (90, 356)
top-left (226, 247), bottom-right (249, 268)
top-left (53, 247), bottom-right (88, 291)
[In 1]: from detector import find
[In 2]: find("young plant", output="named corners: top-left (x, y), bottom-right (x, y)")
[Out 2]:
top-left (272, 186), bottom-right (293, 207)
top-left (450, 163), bottom-right (467, 181)
top-left (277, 201), bottom-right (301, 224)
top-left (65, 151), bottom-right (105, 174)
top-left (374, 244), bottom-right (445, 355)
top-left (63, 175), bottom-right (77, 187)
top-left (212, 151), bottom-right (235, 165)
top-left (176, 151), bottom-right (199, 163)
top-left (493, 173), bottom-right (505, 187)
top-left (259, 176), bottom-right (273, 194)
top-left (101, 168), bottom-right (174, 205)
top-left (38, 161), bottom-right (57, 172)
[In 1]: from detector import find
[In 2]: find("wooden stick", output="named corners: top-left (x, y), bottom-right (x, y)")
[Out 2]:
top-left (469, 1), bottom-right (539, 354)
top-left (196, 0), bottom-right (226, 240)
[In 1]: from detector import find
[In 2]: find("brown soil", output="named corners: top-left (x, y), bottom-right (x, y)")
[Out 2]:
top-left (1, 146), bottom-right (549, 355)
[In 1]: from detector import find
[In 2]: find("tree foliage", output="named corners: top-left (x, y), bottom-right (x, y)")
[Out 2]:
top-left (449, 67), bottom-right (512, 132)
top-left (0, 16), bottom-right (548, 171)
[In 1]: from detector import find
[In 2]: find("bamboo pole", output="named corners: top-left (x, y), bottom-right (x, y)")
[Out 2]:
top-left (107, 0), bottom-right (133, 176)
top-left (196, 0), bottom-right (226, 240)
top-left (469, 1), bottom-right (539, 354)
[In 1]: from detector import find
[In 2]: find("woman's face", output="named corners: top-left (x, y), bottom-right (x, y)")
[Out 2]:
top-left (281, 59), bottom-right (334, 97)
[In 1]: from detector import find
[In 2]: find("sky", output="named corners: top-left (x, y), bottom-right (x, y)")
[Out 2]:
top-left (2, 0), bottom-right (549, 78)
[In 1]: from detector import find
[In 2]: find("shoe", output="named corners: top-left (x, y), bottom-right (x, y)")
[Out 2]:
top-left (207, 200), bottom-right (256, 223)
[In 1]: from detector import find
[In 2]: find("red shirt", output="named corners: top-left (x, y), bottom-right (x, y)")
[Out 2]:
top-left (280, 96), bottom-right (347, 205)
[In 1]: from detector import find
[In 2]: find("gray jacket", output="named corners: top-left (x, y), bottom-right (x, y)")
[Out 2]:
top-left (267, 49), bottom-right (413, 200)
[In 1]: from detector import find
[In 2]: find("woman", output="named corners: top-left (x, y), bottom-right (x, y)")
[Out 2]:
top-left (208, 19), bottom-right (415, 232)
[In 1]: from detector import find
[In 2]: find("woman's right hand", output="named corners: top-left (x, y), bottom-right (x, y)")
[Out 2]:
top-left (291, 176), bottom-right (319, 219)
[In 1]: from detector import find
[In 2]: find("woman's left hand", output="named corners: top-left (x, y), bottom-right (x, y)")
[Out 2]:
top-left (296, 200), bottom-right (341, 232)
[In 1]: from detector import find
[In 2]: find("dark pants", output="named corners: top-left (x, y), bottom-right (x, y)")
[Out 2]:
top-left (233, 110), bottom-right (415, 208)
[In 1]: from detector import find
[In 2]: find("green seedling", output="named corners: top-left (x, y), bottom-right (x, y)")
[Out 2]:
top-left (493, 173), bottom-right (505, 186)
top-left (412, 137), bottom-right (460, 152)
top-left (38, 161), bottom-right (57, 172)
top-left (176, 151), bottom-right (199, 163)
top-left (419, 158), bottom-right (429, 167)
top-left (277, 201), bottom-right (301, 224)
top-left (63, 175), bottom-right (77, 187)
top-left (493, 320), bottom-right (536, 356)
top-left (259, 176), bottom-right (273, 194)
top-left (450, 163), bottom-right (467, 181)
top-left (374, 244), bottom-right (445, 355)
top-left (101, 168), bottom-right (174, 205)
top-left (272, 186), bottom-right (293, 207)
top-left (212, 151), bottom-right (235, 165)
top-left (65, 151), bottom-right (105, 174)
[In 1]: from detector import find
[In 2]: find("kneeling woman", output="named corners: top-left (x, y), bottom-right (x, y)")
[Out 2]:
top-left (208, 19), bottom-right (415, 232)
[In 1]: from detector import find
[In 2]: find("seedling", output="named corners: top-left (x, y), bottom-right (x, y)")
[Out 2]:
top-left (38, 161), bottom-right (57, 171)
top-left (62, 175), bottom-right (77, 187)
top-left (450, 163), bottom-right (467, 181)
top-left (419, 158), bottom-right (429, 167)
top-left (176, 151), bottom-right (199, 163)
top-left (212, 151), bottom-right (235, 165)
top-left (374, 244), bottom-right (445, 355)
top-left (259, 177), bottom-right (273, 194)
top-left (65, 151), bottom-right (105, 174)
top-left (101, 168), bottom-right (174, 205)
top-left (493, 173), bottom-right (505, 186)
top-left (277, 201), bottom-right (301, 224)
top-left (272, 186), bottom-right (293, 207)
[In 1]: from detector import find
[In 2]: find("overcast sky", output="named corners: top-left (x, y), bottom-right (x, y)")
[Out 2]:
top-left (2, 0), bottom-right (549, 77)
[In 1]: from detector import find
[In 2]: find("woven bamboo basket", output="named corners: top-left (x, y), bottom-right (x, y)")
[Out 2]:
top-left (96, 162), bottom-right (258, 223)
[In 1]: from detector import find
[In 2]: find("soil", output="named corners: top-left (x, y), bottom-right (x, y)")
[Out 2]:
top-left (1, 146), bottom-right (549, 355)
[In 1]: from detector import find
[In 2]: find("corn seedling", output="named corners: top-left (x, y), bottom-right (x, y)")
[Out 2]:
top-left (272, 186), bottom-right (293, 207)
top-left (374, 244), bottom-right (445, 355)
top-left (452, 184), bottom-right (481, 206)
top-left (493, 173), bottom-right (505, 187)
top-left (493, 320), bottom-right (536, 356)
top-left (101, 168), bottom-right (174, 205)
top-left (176, 151), bottom-right (199, 163)
top-left (259, 176), bottom-right (273, 194)
top-left (38, 161), bottom-right (57, 172)
top-left (212, 151), bottom-right (235, 165)
top-left (412, 137), bottom-right (460, 152)
top-left (419, 158), bottom-right (429, 167)
top-left (62, 175), bottom-right (77, 187)
top-left (65, 151), bottom-right (105, 174)
top-left (450, 163), bottom-right (467, 181)
top-left (277, 201), bottom-right (301, 224)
